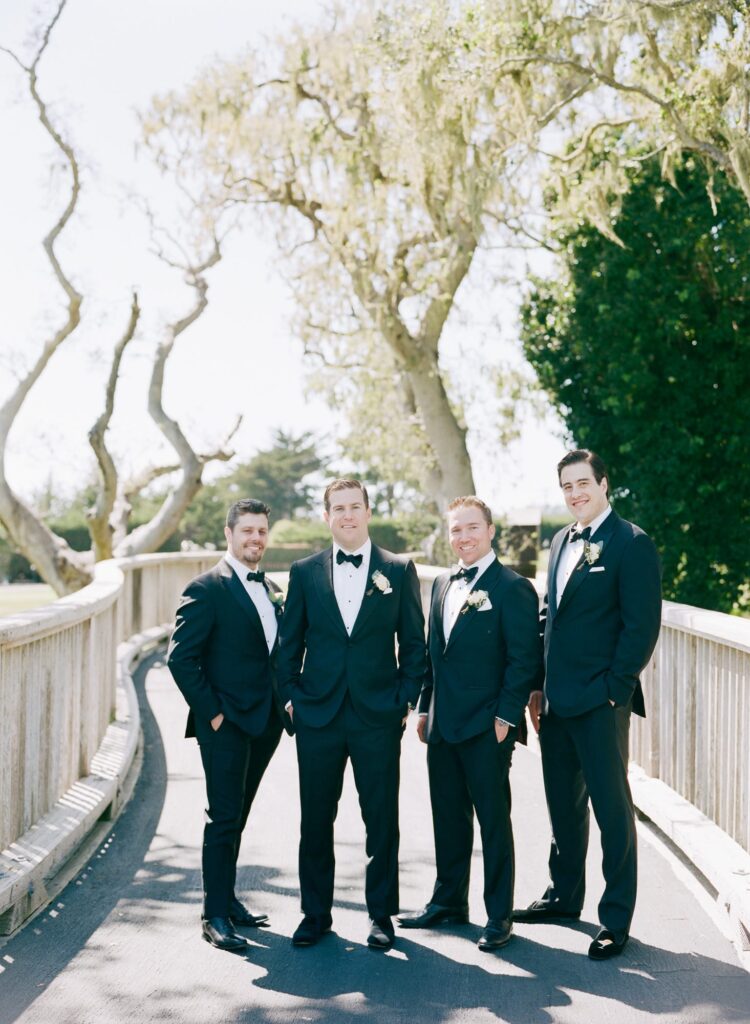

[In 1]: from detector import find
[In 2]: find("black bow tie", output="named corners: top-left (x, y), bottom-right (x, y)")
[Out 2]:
top-left (569, 527), bottom-right (592, 544)
top-left (246, 570), bottom-right (266, 583)
top-left (450, 565), bottom-right (478, 583)
top-left (336, 550), bottom-right (363, 568)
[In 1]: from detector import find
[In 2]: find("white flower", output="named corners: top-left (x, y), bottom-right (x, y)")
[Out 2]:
top-left (371, 570), bottom-right (393, 595)
top-left (465, 589), bottom-right (489, 610)
top-left (583, 541), bottom-right (602, 566)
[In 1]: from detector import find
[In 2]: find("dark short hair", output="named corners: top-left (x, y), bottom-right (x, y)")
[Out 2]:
top-left (447, 495), bottom-right (493, 526)
top-left (226, 498), bottom-right (271, 531)
top-left (557, 449), bottom-right (609, 494)
top-left (323, 479), bottom-right (370, 511)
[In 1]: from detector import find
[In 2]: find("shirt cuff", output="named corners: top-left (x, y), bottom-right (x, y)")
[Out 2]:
top-left (418, 712), bottom-right (428, 717)
top-left (284, 700), bottom-right (293, 711)
top-left (495, 717), bottom-right (514, 727)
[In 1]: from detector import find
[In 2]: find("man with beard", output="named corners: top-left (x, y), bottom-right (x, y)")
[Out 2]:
top-left (168, 498), bottom-right (289, 951)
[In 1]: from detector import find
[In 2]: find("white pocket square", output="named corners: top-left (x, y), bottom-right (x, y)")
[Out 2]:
top-left (589, 566), bottom-right (606, 573)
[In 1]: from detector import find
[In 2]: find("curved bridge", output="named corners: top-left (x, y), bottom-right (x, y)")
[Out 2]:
top-left (0, 553), bottom-right (748, 1022)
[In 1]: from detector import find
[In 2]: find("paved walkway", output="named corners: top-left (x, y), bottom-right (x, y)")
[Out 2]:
top-left (0, 651), bottom-right (748, 1024)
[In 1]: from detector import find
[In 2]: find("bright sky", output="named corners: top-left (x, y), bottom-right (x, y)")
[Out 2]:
top-left (0, 0), bottom-right (569, 519)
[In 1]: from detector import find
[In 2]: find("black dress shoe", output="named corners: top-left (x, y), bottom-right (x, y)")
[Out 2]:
top-left (478, 919), bottom-right (513, 951)
top-left (230, 897), bottom-right (269, 928)
top-left (588, 928), bottom-right (628, 960)
top-left (367, 917), bottom-right (395, 950)
top-left (397, 903), bottom-right (470, 929)
top-left (201, 917), bottom-right (247, 950)
top-left (513, 898), bottom-right (581, 923)
top-left (291, 913), bottom-right (333, 947)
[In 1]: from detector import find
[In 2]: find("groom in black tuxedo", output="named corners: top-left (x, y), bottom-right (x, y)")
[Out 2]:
top-left (167, 498), bottom-right (290, 951)
top-left (515, 450), bottom-right (661, 960)
top-left (277, 479), bottom-right (426, 950)
top-left (398, 496), bottom-right (543, 950)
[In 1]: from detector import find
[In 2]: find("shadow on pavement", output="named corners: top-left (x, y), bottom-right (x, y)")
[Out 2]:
top-left (236, 928), bottom-right (750, 1024)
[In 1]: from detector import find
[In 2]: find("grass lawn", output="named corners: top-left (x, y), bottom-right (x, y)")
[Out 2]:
top-left (0, 583), bottom-right (57, 617)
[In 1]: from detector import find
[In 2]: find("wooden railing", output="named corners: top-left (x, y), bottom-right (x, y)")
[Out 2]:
top-left (1, 554), bottom-right (748, 866)
top-left (0, 553), bottom-right (218, 856)
top-left (632, 602), bottom-right (750, 856)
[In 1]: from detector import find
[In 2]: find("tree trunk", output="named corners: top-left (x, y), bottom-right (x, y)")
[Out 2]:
top-left (0, 482), bottom-right (91, 593)
top-left (405, 351), bottom-right (475, 509)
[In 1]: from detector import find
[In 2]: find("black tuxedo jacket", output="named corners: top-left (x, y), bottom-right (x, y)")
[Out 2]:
top-left (418, 559), bottom-right (543, 743)
top-left (276, 544), bottom-right (427, 729)
top-left (542, 510), bottom-right (662, 718)
top-left (167, 558), bottom-right (290, 738)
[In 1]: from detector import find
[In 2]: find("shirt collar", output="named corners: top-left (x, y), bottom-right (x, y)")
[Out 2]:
top-left (333, 538), bottom-right (372, 563)
top-left (571, 504), bottom-right (612, 539)
top-left (225, 550), bottom-right (262, 580)
top-left (458, 548), bottom-right (497, 580)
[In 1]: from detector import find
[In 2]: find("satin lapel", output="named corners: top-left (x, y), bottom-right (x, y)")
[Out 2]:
top-left (350, 545), bottom-right (390, 637)
top-left (221, 562), bottom-right (267, 643)
top-left (312, 548), bottom-right (348, 636)
top-left (445, 559), bottom-right (502, 650)
top-left (546, 530), bottom-right (570, 616)
top-left (432, 573), bottom-right (451, 650)
top-left (267, 579), bottom-right (284, 653)
top-left (556, 512), bottom-right (618, 617)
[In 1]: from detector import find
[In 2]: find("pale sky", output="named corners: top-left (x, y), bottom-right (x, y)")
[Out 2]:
top-left (0, 0), bottom-right (569, 518)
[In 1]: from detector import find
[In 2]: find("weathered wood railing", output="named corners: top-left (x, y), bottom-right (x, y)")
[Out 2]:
top-left (0, 553), bottom-right (218, 859)
top-left (632, 602), bottom-right (750, 857)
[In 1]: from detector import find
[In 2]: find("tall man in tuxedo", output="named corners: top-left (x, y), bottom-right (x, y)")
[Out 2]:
top-left (515, 450), bottom-right (661, 960)
top-left (398, 497), bottom-right (543, 950)
top-left (277, 479), bottom-right (426, 950)
top-left (167, 498), bottom-right (290, 951)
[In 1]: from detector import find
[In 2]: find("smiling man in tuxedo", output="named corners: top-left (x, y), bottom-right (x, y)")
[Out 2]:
top-left (515, 450), bottom-right (661, 960)
top-left (167, 498), bottom-right (289, 951)
top-left (398, 496), bottom-right (543, 951)
top-left (277, 479), bottom-right (426, 950)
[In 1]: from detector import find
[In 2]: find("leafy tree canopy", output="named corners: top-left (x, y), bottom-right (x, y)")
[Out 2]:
top-left (521, 156), bottom-right (750, 612)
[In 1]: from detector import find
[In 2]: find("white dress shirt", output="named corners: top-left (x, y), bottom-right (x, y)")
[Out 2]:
top-left (555, 505), bottom-right (612, 601)
top-left (225, 551), bottom-right (278, 653)
top-left (442, 548), bottom-right (497, 641)
top-left (332, 539), bottom-right (371, 635)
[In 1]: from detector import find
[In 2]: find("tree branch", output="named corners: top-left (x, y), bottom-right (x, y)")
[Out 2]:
top-left (86, 291), bottom-right (140, 560)
top-left (114, 238), bottom-right (239, 556)
top-left (0, 0), bottom-right (90, 594)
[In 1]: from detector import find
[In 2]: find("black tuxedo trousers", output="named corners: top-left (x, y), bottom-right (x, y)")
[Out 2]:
top-left (539, 702), bottom-right (635, 941)
top-left (295, 695), bottom-right (402, 919)
top-left (428, 727), bottom-right (516, 921)
top-left (195, 711), bottom-right (283, 918)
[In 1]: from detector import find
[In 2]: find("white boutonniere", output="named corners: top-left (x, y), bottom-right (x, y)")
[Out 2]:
top-left (268, 589), bottom-right (285, 615)
top-left (462, 589), bottom-right (490, 613)
top-left (370, 570), bottom-right (393, 595)
top-left (582, 541), bottom-right (603, 567)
